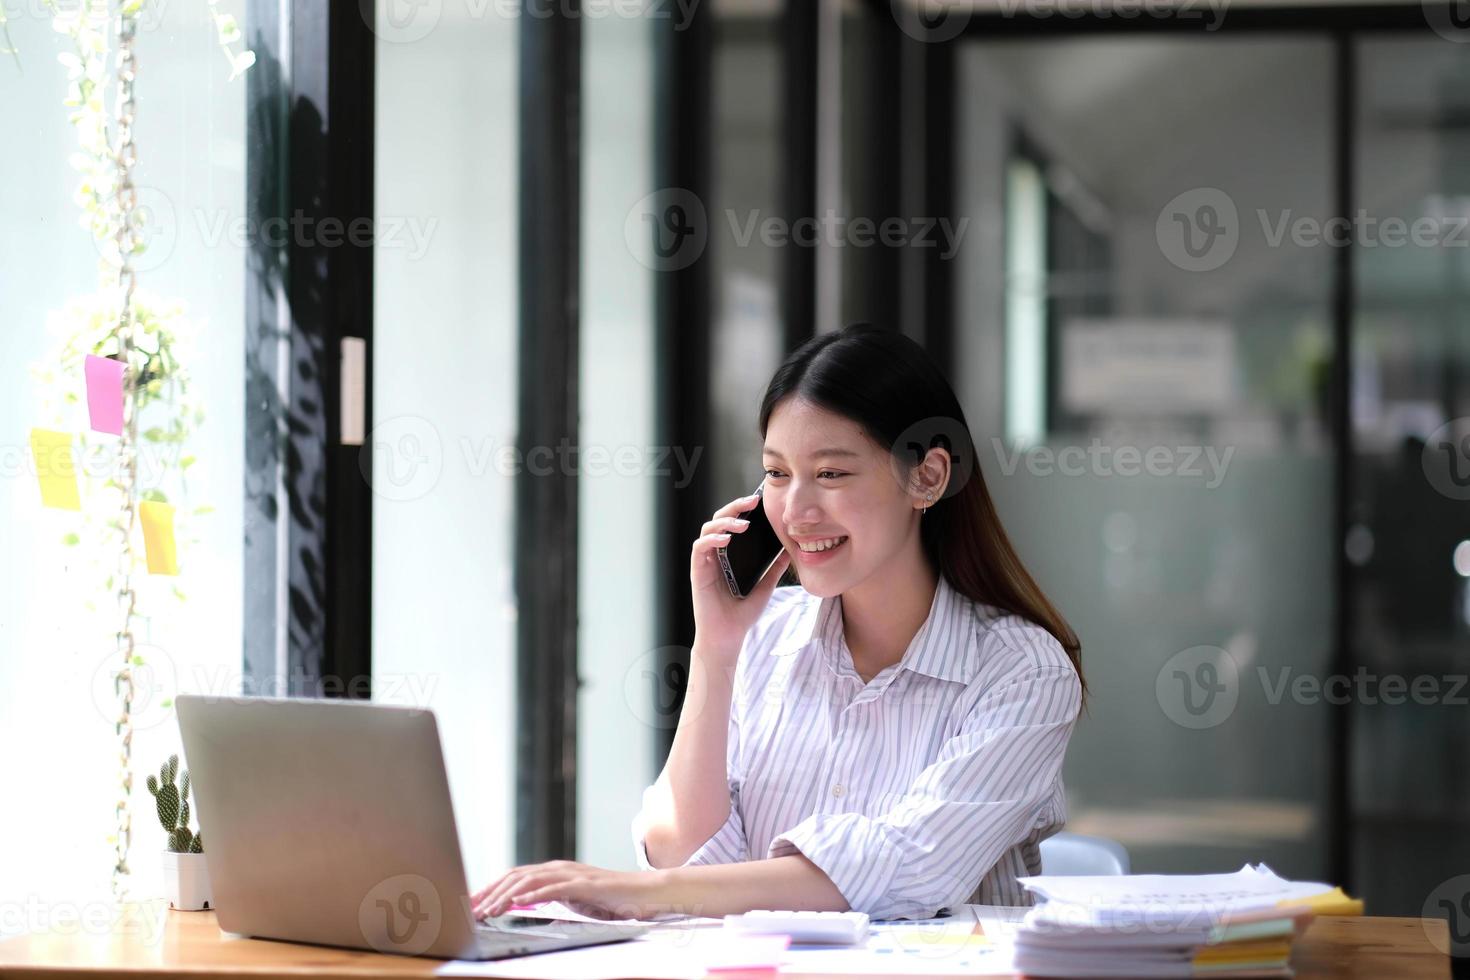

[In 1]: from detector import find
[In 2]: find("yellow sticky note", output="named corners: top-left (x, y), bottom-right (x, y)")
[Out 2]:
top-left (139, 500), bottom-right (179, 575)
top-left (1278, 886), bottom-right (1363, 917)
top-left (30, 429), bottom-right (81, 511)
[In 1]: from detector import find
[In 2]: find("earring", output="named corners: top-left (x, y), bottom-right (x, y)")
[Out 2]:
top-left (922, 490), bottom-right (934, 515)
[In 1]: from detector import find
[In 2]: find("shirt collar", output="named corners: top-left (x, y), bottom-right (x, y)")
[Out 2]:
top-left (767, 575), bottom-right (977, 684)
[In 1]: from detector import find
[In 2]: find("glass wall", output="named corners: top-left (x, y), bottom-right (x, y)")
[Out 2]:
top-left (956, 37), bottom-right (1337, 883)
top-left (1351, 36), bottom-right (1470, 915)
top-left (371, 1), bottom-right (519, 887)
top-left (0, 1), bottom-right (246, 922)
top-left (708, 1), bottom-right (787, 502)
top-left (579, 4), bottom-right (658, 869)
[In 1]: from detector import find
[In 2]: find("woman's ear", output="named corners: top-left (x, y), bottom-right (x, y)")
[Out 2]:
top-left (909, 446), bottom-right (952, 512)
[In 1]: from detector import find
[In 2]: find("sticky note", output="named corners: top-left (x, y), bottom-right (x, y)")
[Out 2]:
top-left (85, 354), bottom-right (126, 435)
top-left (30, 429), bottom-right (81, 511)
top-left (704, 933), bottom-right (789, 971)
top-left (139, 500), bottom-right (179, 575)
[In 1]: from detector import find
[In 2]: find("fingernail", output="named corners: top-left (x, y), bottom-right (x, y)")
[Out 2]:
top-left (715, 533), bottom-right (731, 541)
top-left (734, 519), bottom-right (749, 527)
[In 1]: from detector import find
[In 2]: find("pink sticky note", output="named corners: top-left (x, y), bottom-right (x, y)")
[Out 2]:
top-left (85, 354), bottom-right (125, 435)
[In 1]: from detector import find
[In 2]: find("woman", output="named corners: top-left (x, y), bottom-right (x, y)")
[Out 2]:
top-left (473, 324), bottom-right (1084, 921)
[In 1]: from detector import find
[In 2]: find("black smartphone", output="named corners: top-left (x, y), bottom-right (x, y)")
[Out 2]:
top-left (716, 483), bottom-right (786, 599)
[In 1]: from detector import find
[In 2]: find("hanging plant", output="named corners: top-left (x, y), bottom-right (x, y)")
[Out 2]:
top-left (33, 0), bottom-right (252, 901)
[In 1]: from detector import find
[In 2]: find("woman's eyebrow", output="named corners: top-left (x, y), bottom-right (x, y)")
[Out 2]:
top-left (762, 447), bottom-right (862, 460)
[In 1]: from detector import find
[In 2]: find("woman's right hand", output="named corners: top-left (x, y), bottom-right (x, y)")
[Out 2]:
top-left (689, 492), bottom-right (792, 663)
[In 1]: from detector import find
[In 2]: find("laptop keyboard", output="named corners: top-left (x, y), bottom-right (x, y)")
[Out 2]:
top-left (471, 916), bottom-right (651, 959)
top-left (473, 919), bottom-right (574, 955)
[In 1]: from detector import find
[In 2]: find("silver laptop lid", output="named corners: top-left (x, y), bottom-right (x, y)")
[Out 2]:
top-left (175, 695), bottom-right (481, 959)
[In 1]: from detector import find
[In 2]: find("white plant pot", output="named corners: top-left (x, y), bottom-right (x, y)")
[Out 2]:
top-left (162, 850), bottom-right (213, 911)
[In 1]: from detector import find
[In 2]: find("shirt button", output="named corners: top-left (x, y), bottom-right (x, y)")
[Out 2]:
top-left (831, 784), bottom-right (846, 798)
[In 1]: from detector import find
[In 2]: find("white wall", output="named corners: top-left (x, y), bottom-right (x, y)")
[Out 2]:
top-left (372, 1), bottom-right (519, 889)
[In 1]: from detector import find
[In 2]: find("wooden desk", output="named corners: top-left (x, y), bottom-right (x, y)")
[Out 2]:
top-left (0, 901), bottom-right (1450, 979)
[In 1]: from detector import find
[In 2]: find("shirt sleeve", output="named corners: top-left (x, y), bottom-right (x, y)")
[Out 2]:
top-left (630, 660), bottom-right (750, 870)
top-left (767, 664), bottom-right (1082, 920)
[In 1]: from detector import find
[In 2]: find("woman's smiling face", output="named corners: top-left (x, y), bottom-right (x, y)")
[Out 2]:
top-left (761, 396), bottom-right (920, 599)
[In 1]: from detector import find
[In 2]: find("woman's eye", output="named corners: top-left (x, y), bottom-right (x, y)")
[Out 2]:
top-left (817, 470), bottom-right (846, 480)
top-left (763, 468), bottom-right (786, 480)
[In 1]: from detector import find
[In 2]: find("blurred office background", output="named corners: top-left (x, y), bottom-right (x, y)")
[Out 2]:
top-left (3, 0), bottom-right (1469, 936)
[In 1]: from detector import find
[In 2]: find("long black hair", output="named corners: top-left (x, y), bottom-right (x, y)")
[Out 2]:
top-left (758, 323), bottom-right (1085, 696)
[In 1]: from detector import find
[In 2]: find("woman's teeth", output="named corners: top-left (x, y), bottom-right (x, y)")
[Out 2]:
top-left (797, 536), bottom-right (848, 553)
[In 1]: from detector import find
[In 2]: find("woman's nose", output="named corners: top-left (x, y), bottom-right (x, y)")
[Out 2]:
top-left (780, 481), bottom-right (823, 529)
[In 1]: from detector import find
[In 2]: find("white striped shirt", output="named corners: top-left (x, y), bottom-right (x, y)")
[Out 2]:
top-left (631, 575), bottom-right (1083, 920)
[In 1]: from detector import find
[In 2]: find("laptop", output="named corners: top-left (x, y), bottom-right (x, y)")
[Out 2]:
top-left (175, 694), bottom-right (650, 960)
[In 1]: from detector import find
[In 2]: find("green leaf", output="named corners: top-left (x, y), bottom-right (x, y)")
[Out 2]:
top-left (156, 783), bottom-right (180, 832)
top-left (141, 489), bottom-right (169, 503)
top-left (62, 533), bottom-right (80, 546)
top-left (131, 654), bottom-right (145, 666)
top-left (215, 13), bottom-right (240, 42)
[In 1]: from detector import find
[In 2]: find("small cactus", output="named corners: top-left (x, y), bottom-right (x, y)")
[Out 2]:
top-left (149, 754), bottom-right (204, 854)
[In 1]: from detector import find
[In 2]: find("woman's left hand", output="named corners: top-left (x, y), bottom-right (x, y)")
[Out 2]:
top-left (471, 861), bottom-right (669, 921)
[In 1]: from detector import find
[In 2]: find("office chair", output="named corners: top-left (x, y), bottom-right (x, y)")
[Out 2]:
top-left (1039, 831), bottom-right (1131, 876)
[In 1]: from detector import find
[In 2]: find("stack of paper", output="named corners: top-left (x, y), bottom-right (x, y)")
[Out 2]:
top-left (1012, 863), bottom-right (1361, 978)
